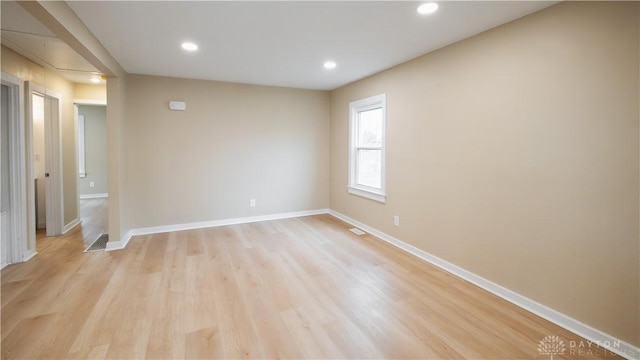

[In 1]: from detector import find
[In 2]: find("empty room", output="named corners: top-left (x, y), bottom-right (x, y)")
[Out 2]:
top-left (1, 1), bottom-right (638, 359)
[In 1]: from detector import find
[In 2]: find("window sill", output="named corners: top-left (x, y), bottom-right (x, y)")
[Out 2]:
top-left (347, 186), bottom-right (386, 203)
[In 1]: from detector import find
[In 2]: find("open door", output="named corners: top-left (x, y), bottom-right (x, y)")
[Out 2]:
top-left (27, 82), bottom-right (64, 237)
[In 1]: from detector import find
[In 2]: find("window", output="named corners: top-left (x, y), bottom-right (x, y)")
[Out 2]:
top-left (348, 93), bottom-right (386, 202)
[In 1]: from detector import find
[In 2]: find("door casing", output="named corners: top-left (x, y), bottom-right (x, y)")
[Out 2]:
top-left (1, 72), bottom-right (30, 268)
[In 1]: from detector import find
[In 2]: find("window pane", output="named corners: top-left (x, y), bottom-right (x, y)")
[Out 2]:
top-left (357, 149), bottom-right (381, 189)
top-left (357, 108), bottom-right (382, 147)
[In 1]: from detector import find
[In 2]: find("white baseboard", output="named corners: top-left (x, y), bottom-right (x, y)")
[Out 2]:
top-left (1, 250), bottom-right (38, 269)
top-left (80, 193), bottom-right (108, 199)
top-left (22, 250), bottom-right (37, 262)
top-left (62, 218), bottom-right (81, 234)
top-left (105, 230), bottom-right (132, 251)
top-left (105, 208), bottom-right (330, 251)
top-left (328, 210), bottom-right (640, 360)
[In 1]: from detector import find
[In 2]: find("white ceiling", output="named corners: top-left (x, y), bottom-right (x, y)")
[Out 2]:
top-left (68, 1), bottom-right (556, 90)
top-left (2, 1), bottom-right (557, 89)
top-left (0, 0), bottom-right (102, 84)
top-left (1, 0), bottom-right (54, 36)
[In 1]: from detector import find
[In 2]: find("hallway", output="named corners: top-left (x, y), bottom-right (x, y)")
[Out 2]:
top-left (79, 198), bottom-right (107, 246)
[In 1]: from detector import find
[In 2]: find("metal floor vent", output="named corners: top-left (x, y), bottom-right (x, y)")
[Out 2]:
top-left (349, 228), bottom-right (366, 235)
top-left (85, 233), bottom-right (109, 252)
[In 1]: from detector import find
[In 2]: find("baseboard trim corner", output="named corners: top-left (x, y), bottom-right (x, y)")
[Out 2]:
top-left (22, 250), bottom-right (37, 262)
top-left (328, 209), bottom-right (639, 360)
top-left (105, 230), bottom-right (132, 251)
top-left (2, 250), bottom-right (38, 269)
top-left (62, 218), bottom-right (81, 234)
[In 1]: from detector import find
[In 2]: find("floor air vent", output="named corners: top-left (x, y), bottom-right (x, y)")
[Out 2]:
top-left (85, 233), bottom-right (109, 252)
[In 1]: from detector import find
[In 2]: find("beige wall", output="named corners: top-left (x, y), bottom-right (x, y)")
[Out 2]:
top-left (74, 83), bottom-right (106, 103)
top-left (125, 74), bottom-right (330, 228)
top-left (1, 45), bottom-right (79, 227)
top-left (78, 105), bottom-right (108, 195)
top-left (330, 1), bottom-right (639, 346)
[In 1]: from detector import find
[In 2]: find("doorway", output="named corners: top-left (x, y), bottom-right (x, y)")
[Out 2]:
top-left (76, 104), bottom-right (108, 244)
top-left (28, 84), bottom-right (64, 238)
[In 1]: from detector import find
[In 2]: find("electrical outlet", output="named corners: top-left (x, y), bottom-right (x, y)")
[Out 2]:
top-left (90, 181), bottom-right (95, 188)
top-left (393, 215), bottom-right (400, 227)
top-left (250, 199), bottom-right (256, 208)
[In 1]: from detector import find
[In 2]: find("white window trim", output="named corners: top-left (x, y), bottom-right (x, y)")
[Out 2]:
top-left (348, 93), bottom-right (386, 203)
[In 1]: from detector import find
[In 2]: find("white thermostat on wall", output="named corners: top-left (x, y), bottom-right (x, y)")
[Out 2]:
top-left (169, 100), bottom-right (186, 111)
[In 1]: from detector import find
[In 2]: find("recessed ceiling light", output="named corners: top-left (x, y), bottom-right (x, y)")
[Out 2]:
top-left (90, 76), bottom-right (101, 83)
top-left (323, 61), bottom-right (337, 69)
top-left (181, 42), bottom-right (198, 51)
top-left (417, 2), bottom-right (438, 15)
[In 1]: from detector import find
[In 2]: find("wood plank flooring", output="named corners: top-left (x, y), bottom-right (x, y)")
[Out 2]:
top-left (1, 214), bottom-right (623, 359)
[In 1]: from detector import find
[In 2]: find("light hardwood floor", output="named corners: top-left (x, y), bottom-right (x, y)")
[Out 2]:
top-left (1, 215), bottom-right (622, 359)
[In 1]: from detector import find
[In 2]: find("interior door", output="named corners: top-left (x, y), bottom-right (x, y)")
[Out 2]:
top-left (31, 90), bottom-right (63, 237)
top-left (44, 95), bottom-right (62, 236)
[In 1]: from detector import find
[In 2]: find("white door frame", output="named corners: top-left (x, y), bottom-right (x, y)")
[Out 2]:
top-left (27, 82), bottom-right (64, 237)
top-left (1, 72), bottom-right (30, 267)
top-left (74, 99), bottom-right (107, 223)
